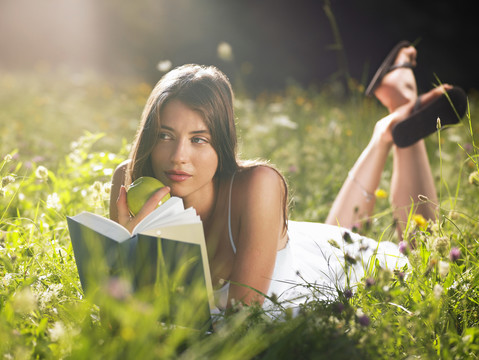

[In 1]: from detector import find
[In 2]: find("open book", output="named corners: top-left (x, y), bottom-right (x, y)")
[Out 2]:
top-left (67, 197), bottom-right (214, 329)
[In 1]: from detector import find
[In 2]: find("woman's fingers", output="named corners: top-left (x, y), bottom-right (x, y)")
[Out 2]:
top-left (116, 185), bottom-right (135, 230)
top-left (133, 186), bottom-right (171, 222)
top-left (117, 185), bottom-right (171, 231)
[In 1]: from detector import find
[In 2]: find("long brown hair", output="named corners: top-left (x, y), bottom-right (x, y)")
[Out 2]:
top-left (126, 64), bottom-right (289, 233)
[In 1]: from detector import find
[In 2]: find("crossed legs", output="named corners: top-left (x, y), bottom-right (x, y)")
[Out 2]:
top-left (326, 44), bottom-right (442, 237)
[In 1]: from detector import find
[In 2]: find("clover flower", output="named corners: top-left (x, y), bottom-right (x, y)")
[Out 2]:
top-left (358, 314), bottom-right (370, 326)
top-left (433, 236), bottom-right (450, 257)
top-left (335, 302), bottom-right (345, 313)
top-left (35, 165), bottom-right (49, 181)
top-left (1, 175), bottom-right (15, 187)
top-left (449, 247), bottom-right (461, 262)
top-left (468, 171), bottom-right (479, 186)
top-left (398, 241), bottom-right (408, 255)
top-left (344, 288), bottom-right (353, 299)
top-left (365, 277), bottom-right (375, 288)
top-left (438, 261), bottom-right (450, 278)
top-left (46, 193), bottom-right (61, 210)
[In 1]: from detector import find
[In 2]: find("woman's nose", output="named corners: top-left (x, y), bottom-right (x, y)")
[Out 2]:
top-left (170, 139), bottom-right (189, 163)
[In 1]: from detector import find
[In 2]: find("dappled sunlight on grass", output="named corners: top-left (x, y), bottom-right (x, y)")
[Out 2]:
top-left (1, 70), bottom-right (479, 358)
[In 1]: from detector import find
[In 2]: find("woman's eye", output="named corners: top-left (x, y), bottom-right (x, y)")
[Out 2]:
top-left (192, 137), bottom-right (208, 144)
top-left (158, 132), bottom-right (172, 140)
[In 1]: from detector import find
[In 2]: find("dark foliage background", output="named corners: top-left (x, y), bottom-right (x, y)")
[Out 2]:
top-left (1, 0), bottom-right (477, 94)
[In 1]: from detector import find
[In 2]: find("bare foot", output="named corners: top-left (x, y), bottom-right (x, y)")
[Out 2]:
top-left (374, 46), bottom-right (418, 112)
top-left (372, 84), bottom-right (452, 146)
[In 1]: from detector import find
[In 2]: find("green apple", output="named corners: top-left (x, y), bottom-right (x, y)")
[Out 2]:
top-left (126, 176), bottom-right (170, 215)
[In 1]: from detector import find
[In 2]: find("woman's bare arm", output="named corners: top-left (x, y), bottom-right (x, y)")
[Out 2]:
top-left (227, 166), bottom-right (286, 307)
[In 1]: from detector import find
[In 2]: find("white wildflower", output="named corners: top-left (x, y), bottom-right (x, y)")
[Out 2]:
top-left (463, 335), bottom-right (472, 343)
top-left (3, 273), bottom-right (13, 286)
top-left (48, 321), bottom-right (66, 342)
top-left (272, 115), bottom-right (298, 129)
top-left (46, 192), bottom-right (61, 210)
top-left (217, 41), bottom-right (233, 61)
top-left (38, 283), bottom-right (63, 310)
top-left (433, 284), bottom-right (443, 299)
top-left (69, 150), bottom-right (83, 164)
top-left (438, 261), bottom-right (450, 278)
top-left (157, 60), bottom-right (172, 72)
top-left (103, 168), bottom-right (113, 176)
top-left (268, 103), bottom-right (284, 113)
top-left (35, 165), bottom-right (49, 181)
top-left (253, 124), bottom-right (270, 134)
top-left (12, 287), bottom-right (37, 313)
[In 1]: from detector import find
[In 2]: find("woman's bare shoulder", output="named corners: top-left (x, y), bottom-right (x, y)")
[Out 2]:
top-left (112, 159), bottom-right (130, 184)
top-left (234, 165), bottom-right (285, 199)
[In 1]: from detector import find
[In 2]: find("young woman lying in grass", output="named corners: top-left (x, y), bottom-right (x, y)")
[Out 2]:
top-left (109, 42), bottom-right (466, 311)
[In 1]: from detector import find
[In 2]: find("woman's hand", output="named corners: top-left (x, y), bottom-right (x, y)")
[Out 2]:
top-left (116, 185), bottom-right (171, 233)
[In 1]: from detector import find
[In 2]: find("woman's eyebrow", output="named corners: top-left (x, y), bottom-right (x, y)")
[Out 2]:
top-left (191, 129), bottom-right (210, 135)
top-left (160, 124), bottom-right (210, 134)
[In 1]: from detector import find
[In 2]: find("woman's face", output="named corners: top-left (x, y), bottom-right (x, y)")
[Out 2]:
top-left (151, 99), bottom-right (219, 203)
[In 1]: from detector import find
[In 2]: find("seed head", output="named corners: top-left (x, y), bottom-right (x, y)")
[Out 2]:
top-left (468, 171), bottom-right (479, 186)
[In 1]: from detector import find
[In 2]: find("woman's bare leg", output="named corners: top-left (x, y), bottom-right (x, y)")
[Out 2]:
top-left (326, 45), bottom-right (443, 237)
top-left (325, 110), bottom-right (397, 229)
top-left (389, 88), bottom-right (452, 233)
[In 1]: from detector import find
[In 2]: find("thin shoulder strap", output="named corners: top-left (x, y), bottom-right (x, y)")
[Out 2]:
top-left (228, 172), bottom-right (237, 254)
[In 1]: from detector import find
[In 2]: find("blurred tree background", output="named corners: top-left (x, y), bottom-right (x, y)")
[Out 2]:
top-left (1, 0), bottom-right (478, 94)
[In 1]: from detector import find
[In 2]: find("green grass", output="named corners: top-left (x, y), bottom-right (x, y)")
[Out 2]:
top-left (1, 68), bottom-right (479, 359)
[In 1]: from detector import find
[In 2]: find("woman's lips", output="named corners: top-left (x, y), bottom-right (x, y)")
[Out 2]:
top-left (165, 170), bottom-right (191, 182)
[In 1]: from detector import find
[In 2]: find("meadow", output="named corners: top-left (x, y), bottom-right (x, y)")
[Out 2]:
top-left (1, 67), bottom-right (479, 359)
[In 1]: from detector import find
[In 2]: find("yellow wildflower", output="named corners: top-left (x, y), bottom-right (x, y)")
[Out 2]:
top-left (374, 188), bottom-right (388, 199)
top-left (295, 96), bottom-right (305, 106)
top-left (412, 214), bottom-right (428, 229)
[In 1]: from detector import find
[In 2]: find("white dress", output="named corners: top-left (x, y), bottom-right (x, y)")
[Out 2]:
top-left (213, 175), bottom-right (408, 312)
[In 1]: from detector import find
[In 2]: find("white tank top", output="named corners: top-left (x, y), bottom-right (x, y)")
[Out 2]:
top-left (213, 172), bottom-right (296, 310)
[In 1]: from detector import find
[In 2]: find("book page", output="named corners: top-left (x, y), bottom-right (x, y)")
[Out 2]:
top-left (70, 212), bottom-right (131, 243)
top-left (69, 197), bottom-right (199, 243)
top-left (132, 197), bottom-right (200, 234)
